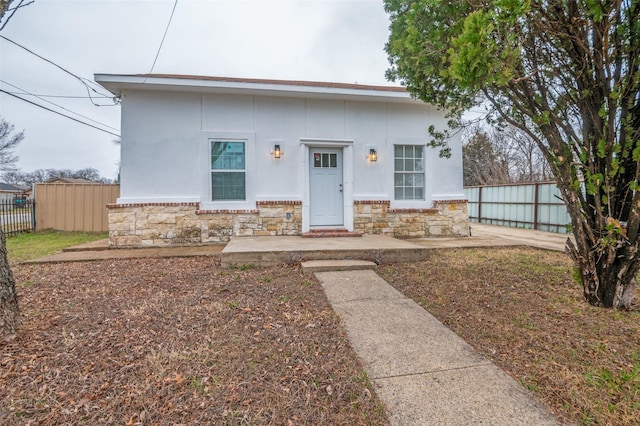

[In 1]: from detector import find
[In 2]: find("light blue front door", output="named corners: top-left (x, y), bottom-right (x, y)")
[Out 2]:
top-left (309, 148), bottom-right (343, 226)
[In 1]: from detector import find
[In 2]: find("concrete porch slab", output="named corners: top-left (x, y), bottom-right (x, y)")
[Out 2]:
top-left (221, 235), bottom-right (429, 267)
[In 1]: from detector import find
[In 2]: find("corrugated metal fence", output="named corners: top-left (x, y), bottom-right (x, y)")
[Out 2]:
top-left (464, 182), bottom-right (570, 233)
top-left (34, 183), bottom-right (120, 232)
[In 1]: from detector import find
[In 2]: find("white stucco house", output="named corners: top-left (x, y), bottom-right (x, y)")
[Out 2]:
top-left (95, 74), bottom-right (468, 246)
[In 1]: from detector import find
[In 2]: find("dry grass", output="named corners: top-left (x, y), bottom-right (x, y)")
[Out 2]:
top-left (1, 257), bottom-right (388, 425)
top-left (5, 246), bottom-right (640, 425)
top-left (379, 247), bottom-right (640, 426)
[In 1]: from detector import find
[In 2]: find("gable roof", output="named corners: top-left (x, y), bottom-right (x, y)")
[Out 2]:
top-left (0, 182), bottom-right (25, 192)
top-left (94, 74), bottom-right (419, 104)
top-left (47, 177), bottom-right (94, 184)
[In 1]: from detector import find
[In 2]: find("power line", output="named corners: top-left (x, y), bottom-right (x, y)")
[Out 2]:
top-left (1, 80), bottom-right (120, 132)
top-left (148, 0), bottom-right (178, 74)
top-left (0, 35), bottom-right (118, 105)
top-left (0, 0), bottom-right (34, 32)
top-left (2, 91), bottom-right (109, 99)
top-left (1, 89), bottom-right (121, 137)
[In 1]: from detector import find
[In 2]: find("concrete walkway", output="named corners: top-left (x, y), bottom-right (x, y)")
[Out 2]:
top-left (316, 270), bottom-right (561, 425)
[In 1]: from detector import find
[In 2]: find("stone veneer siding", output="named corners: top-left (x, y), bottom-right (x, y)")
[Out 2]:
top-left (107, 201), bottom-right (302, 246)
top-left (107, 199), bottom-right (467, 246)
top-left (353, 199), bottom-right (468, 238)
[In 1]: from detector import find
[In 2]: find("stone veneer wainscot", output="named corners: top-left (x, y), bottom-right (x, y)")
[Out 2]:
top-left (107, 199), bottom-right (468, 247)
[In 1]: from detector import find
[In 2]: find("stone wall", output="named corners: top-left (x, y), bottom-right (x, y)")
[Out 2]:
top-left (108, 199), bottom-right (467, 246)
top-left (107, 201), bottom-right (302, 247)
top-left (353, 199), bottom-right (468, 238)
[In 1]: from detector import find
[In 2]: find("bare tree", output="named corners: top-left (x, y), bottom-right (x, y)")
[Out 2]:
top-left (463, 127), bottom-right (510, 185)
top-left (0, 4), bottom-right (26, 339)
top-left (463, 124), bottom-right (551, 186)
top-left (0, 117), bottom-right (23, 172)
top-left (0, 119), bottom-right (19, 339)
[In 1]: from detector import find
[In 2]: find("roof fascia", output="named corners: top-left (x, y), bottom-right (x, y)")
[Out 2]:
top-left (94, 74), bottom-right (420, 104)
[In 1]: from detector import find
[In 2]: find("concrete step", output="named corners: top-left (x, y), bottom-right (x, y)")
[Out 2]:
top-left (301, 259), bottom-right (377, 274)
top-left (301, 229), bottom-right (363, 238)
top-left (220, 235), bottom-right (429, 267)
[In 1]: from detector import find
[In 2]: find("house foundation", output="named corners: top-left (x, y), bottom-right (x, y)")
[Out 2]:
top-left (107, 200), bottom-right (468, 247)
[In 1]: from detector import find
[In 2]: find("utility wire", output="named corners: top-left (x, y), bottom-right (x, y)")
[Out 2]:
top-left (0, 0), bottom-right (34, 32)
top-left (2, 91), bottom-right (109, 99)
top-left (1, 80), bottom-right (120, 131)
top-left (148, 0), bottom-right (178, 74)
top-left (0, 35), bottom-right (118, 105)
top-left (1, 89), bottom-right (120, 137)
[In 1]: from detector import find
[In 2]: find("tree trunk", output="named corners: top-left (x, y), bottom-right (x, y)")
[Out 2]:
top-left (0, 229), bottom-right (19, 338)
top-left (567, 228), bottom-right (638, 310)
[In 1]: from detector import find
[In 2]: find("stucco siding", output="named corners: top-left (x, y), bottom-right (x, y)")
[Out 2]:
top-left (120, 90), bottom-right (202, 202)
top-left (106, 77), bottom-right (468, 245)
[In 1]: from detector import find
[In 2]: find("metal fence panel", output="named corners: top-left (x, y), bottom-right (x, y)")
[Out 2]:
top-left (464, 182), bottom-right (570, 233)
top-left (34, 183), bottom-right (120, 232)
top-left (0, 199), bottom-right (35, 236)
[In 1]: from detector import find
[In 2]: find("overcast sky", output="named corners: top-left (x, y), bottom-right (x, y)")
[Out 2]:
top-left (0, 0), bottom-right (393, 181)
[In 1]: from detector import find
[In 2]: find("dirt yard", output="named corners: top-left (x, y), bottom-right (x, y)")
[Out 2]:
top-left (3, 247), bottom-right (639, 425)
top-left (2, 257), bottom-right (388, 425)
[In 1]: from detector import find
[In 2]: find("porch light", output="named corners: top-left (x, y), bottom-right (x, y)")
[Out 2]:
top-left (368, 148), bottom-right (378, 162)
top-left (272, 144), bottom-right (282, 158)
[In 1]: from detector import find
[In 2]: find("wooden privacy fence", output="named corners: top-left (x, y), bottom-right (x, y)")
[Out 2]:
top-left (464, 181), bottom-right (570, 233)
top-left (34, 183), bottom-right (120, 232)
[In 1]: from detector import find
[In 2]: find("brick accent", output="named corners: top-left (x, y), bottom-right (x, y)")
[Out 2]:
top-left (256, 200), bottom-right (302, 205)
top-left (107, 202), bottom-right (200, 209)
top-left (354, 200), bottom-right (390, 205)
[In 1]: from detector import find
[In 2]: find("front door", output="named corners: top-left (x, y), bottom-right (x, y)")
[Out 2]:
top-left (309, 148), bottom-right (343, 227)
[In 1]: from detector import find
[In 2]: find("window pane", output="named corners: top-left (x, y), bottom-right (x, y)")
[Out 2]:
top-left (322, 153), bottom-right (329, 167)
top-left (211, 141), bottom-right (245, 170)
top-left (394, 174), bottom-right (403, 186)
top-left (212, 172), bottom-right (245, 200)
top-left (314, 153), bottom-right (321, 168)
top-left (395, 187), bottom-right (404, 200)
top-left (395, 159), bottom-right (404, 172)
top-left (330, 153), bottom-right (337, 168)
top-left (394, 145), bottom-right (403, 157)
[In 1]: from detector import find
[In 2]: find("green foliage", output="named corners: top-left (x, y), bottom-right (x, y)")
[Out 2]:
top-left (385, 0), bottom-right (640, 308)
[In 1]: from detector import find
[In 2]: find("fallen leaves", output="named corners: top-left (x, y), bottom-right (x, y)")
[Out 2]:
top-left (1, 257), bottom-right (387, 425)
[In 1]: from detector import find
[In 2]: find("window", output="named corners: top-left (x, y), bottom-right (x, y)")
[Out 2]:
top-left (394, 145), bottom-right (424, 200)
top-left (313, 152), bottom-right (338, 168)
top-left (211, 141), bottom-right (245, 201)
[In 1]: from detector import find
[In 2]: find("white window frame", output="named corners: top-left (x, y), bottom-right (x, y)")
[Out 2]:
top-left (210, 140), bottom-right (246, 201)
top-left (393, 144), bottom-right (425, 201)
top-left (200, 132), bottom-right (255, 211)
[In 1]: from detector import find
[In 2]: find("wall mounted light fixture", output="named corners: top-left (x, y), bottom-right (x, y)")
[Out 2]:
top-left (272, 144), bottom-right (282, 158)
top-left (368, 148), bottom-right (378, 162)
